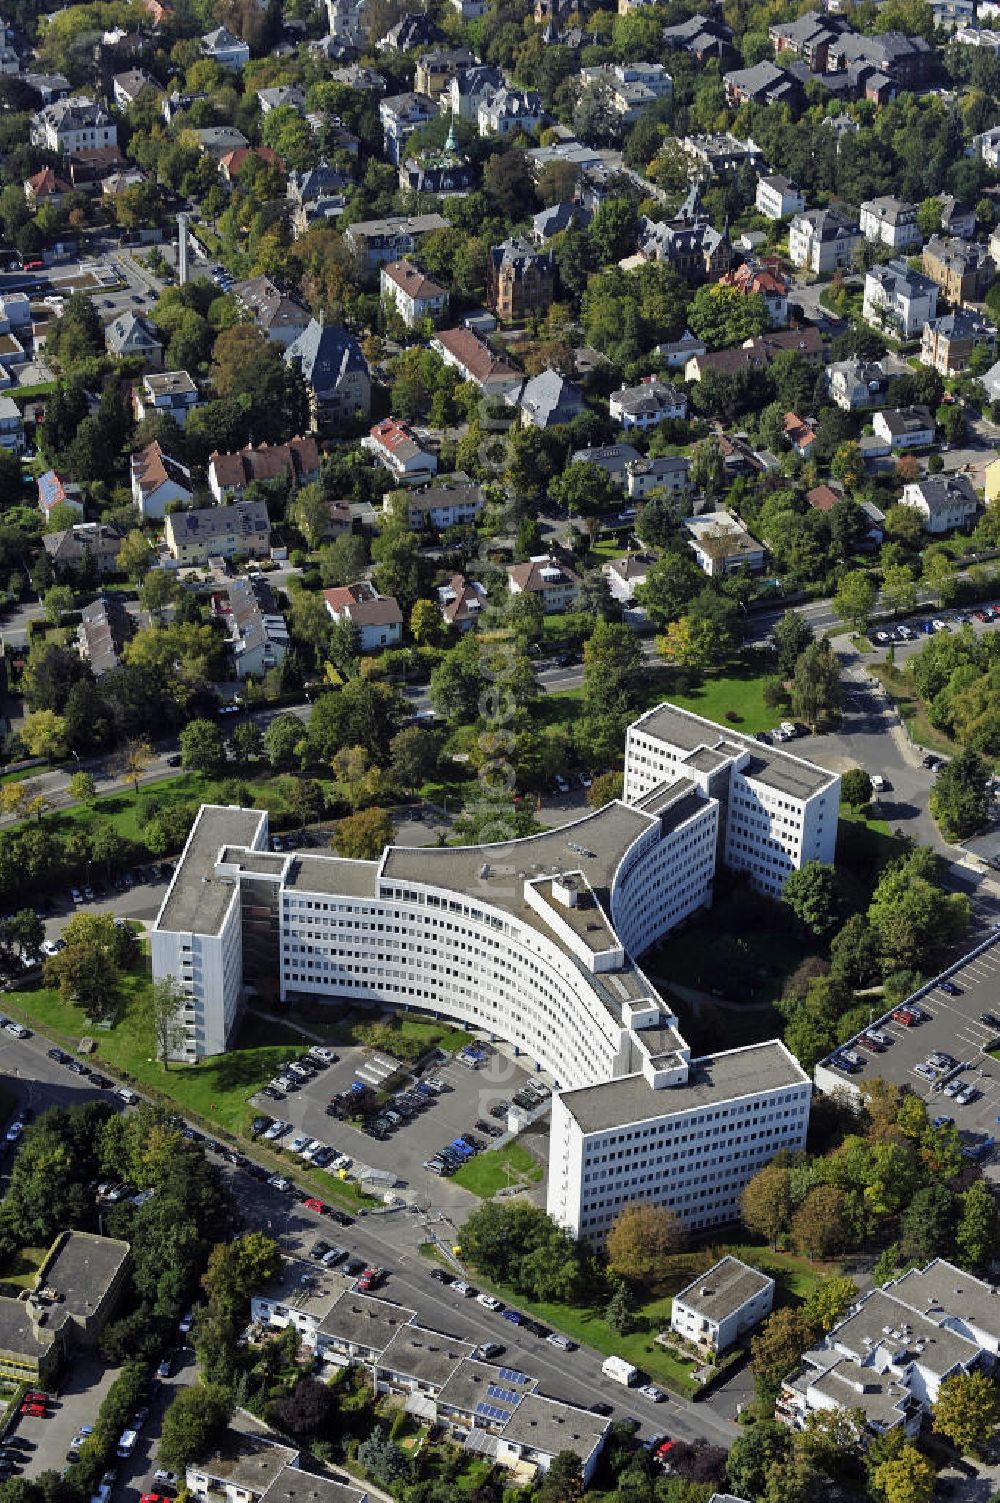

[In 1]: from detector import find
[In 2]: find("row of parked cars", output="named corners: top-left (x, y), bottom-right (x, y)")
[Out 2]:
top-left (361, 1076), bottom-right (448, 1140)
top-left (428, 1268), bottom-right (575, 1349)
top-left (258, 1046), bottom-right (339, 1101)
top-left (45, 1045), bottom-right (124, 1092)
top-left (831, 1003), bottom-right (932, 1073)
top-left (249, 1117), bottom-right (352, 1173)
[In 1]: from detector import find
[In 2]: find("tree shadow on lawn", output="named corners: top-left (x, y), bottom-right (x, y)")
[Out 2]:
top-left (176, 1045), bottom-right (291, 1093)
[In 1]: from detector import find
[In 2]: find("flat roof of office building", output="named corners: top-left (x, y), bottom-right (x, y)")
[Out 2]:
top-left (560, 1040), bottom-right (809, 1135)
top-left (43, 1231), bottom-right (130, 1319)
top-left (284, 854), bottom-right (379, 899)
top-left (156, 804), bottom-right (266, 936)
top-left (632, 703), bottom-right (836, 800)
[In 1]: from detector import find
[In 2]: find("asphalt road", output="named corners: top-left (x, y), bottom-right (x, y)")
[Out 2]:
top-left (0, 1032), bottom-right (738, 1451)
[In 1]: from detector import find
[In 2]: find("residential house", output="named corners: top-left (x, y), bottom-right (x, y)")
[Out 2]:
top-left (380, 260), bottom-right (449, 328)
top-left (44, 523), bottom-right (122, 578)
top-left (438, 573), bottom-right (487, 630)
top-left (670, 1256), bottom-right (774, 1354)
top-left (579, 62), bottom-right (672, 124)
top-left (193, 126), bottom-right (249, 160)
top-left (681, 133), bottom-right (764, 179)
top-left (532, 202), bottom-right (591, 243)
top-left (626, 454), bottom-right (690, 502)
top-left (218, 574), bottom-right (289, 679)
top-left (899, 475), bottom-right (978, 533)
top-left (507, 554), bottom-right (580, 611)
top-left (233, 276), bottom-right (311, 347)
top-left (935, 194), bottom-right (977, 239)
top-left (31, 96), bottom-right (117, 153)
top-left (257, 84), bottom-right (306, 115)
top-left (77, 593), bottom-right (135, 675)
top-left (105, 311), bottom-right (164, 369)
top-left (431, 327), bottom-right (522, 396)
top-left (570, 443), bottom-right (643, 489)
top-left (130, 442), bottom-right (193, 519)
top-left (722, 61), bottom-right (802, 112)
top-left (981, 358), bottom-right (1000, 403)
top-left (605, 551), bottom-right (657, 604)
top-left (164, 500), bottom-right (271, 565)
top-left (783, 412), bottom-right (817, 457)
top-left (788, 208), bottom-right (862, 274)
top-left (637, 218), bottom-right (731, 283)
top-left (495, 1394), bottom-right (609, 1486)
top-left (133, 369), bottom-right (200, 428)
top-left (826, 30), bottom-right (933, 89)
top-left (859, 196), bottom-right (921, 252)
top-left (718, 260), bottom-right (789, 327)
top-left (610, 378), bottom-right (687, 429)
top-left (345, 213), bottom-right (450, 271)
top-left (24, 168), bottom-right (71, 207)
top-left (286, 163), bottom-right (349, 235)
top-left (379, 13), bottom-right (443, 51)
top-left (445, 64), bottom-right (504, 122)
top-left (399, 143), bottom-right (474, 196)
top-left (661, 15), bottom-right (737, 64)
top-left (516, 369), bottom-right (585, 429)
top-left (686, 510), bottom-right (765, 576)
top-left (974, 130), bottom-right (1000, 165)
top-left (284, 319), bottom-right (371, 429)
top-left (398, 474), bottom-right (484, 529)
top-left (806, 483), bottom-right (843, 513)
top-left (323, 582), bottom-right (403, 651)
top-left (112, 69), bottom-right (156, 109)
top-left (768, 10), bottom-right (846, 69)
top-left (872, 405), bottom-right (936, 449)
top-left (486, 237), bottom-right (554, 321)
top-left (686, 327), bottom-right (824, 382)
top-left (37, 471), bottom-right (84, 523)
top-left (921, 309), bottom-right (996, 373)
top-left (0, 396), bottom-right (23, 454)
top-left (863, 260), bottom-right (939, 338)
top-left (478, 86), bottom-right (544, 137)
top-left (218, 145), bottom-right (284, 185)
top-left (380, 92), bottom-right (437, 165)
top-left (209, 436), bottom-right (320, 504)
top-left (827, 357), bottom-right (892, 410)
top-left (186, 1437), bottom-right (299, 1503)
top-left (201, 25), bottom-right (250, 68)
top-left (363, 417), bottom-right (438, 484)
top-left (922, 236), bottom-right (995, 305)
top-left (658, 330), bottom-right (707, 368)
top-left (414, 48), bottom-right (476, 99)
top-left (755, 174), bottom-right (805, 220)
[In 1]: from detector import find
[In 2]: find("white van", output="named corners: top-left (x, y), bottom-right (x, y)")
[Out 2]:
top-left (116, 1430), bottom-right (138, 1459)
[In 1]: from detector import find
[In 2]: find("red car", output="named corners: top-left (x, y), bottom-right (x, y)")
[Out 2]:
top-left (21, 259), bottom-right (43, 271)
top-left (655, 1441), bottom-right (675, 1467)
top-left (304, 1197), bottom-right (326, 1213)
top-left (892, 1008), bottom-right (917, 1026)
top-left (23, 1392), bottom-right (48, 1405)
top-left (857, 1033), bottom-right (884, 1053)
top-left (141, 1493), bottom-right (170, 1502)
top-left (356, 1266), bottom-right (385, 1291)
top-left (20, 1403), bottom-right (46, 1418)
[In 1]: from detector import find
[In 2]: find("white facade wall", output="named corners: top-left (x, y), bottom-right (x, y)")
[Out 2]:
top-left (149, 892), bottom-right (242, 1058)
top-left (610, 801), bottom-right (718, 955)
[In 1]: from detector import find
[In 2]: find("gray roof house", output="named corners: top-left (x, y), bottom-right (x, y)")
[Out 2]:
top-left (105, 311), bottom-right (163, 369)
top-left (514, 369), bottom-right (585, 429)
top-left (284, 318), bottom-right (371, 429)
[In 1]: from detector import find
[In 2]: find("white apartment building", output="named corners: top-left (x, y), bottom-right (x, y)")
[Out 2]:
top-left (151, 705), bottom-right (834, 1239)
top-left (858, 196), bottom-right (922, 252)
top-left (755, 175), bottom-right (804, 221)
top-left (670, 1256), bottom-right (774, 1354)
top-left (863, 261), bottom-right (939, 339)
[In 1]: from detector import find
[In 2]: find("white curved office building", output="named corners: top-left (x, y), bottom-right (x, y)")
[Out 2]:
top-left (152, 703), bottom-right (835, 1239)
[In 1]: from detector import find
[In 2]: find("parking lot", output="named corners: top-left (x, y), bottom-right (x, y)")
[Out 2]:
top-left (819, 935), bottom-right (1000, 1156)
top-left (10, 1356), bottom-right (120, 1482)
top-left (249, 1039), bottom-right (547, 1203)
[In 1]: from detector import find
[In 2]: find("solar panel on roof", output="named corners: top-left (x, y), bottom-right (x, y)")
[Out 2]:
top-left (487, 1383), bottom-right (521, 1406)
top-left (474, 1402), bottom-right (512, 1422)
top-left (498, 1366), bottom-right (530, 1385)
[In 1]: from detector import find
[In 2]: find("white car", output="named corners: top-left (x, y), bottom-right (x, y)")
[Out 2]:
top-left (451, 1280), bottom-right (473, 1296)
top-left (299, 1139), bottom-right (324, 1161)
top-left (262, 1119), bottom-right (286, 1140)
top-left (286, 1133), bottom-right (309, 1155)
top-left (914, 1062), bottom-right (935, 1080)
top-left (5, 1119), bottom-right (22, 1143)
top-left (639, 1384), bottom-right (665, 1402)
top-left (40, 939), bottom-right (62, 957)
top-left (477, 1293), bottom-right (503, 1311)
top-left (114, 1086), bottom-right (139, 1105)
top-left (268, 1175), bottom-right (291, 1192)
top-left (5, 1022), bottom-right (29, 1038)
top-left (331, 1153), bottom-right (352, 1170)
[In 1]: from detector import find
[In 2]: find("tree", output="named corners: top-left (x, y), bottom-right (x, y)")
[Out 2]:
top-left (147, 975), bottom-right (186, 1069)
top-left (140, 570), bottom-right (179, 619)
top-left (833, 571), bottom-right (876, 633)
top-left (790, 1185), bottom-right (848, 1260)
top-left (537, 1452), bottom-right (583, 1503)
top-left (726, 1422), bottom-right (791, 1501)
top-left (158, 1383), bottom-right (233, 1473)
top-left (409, 598), bottom-right (444, 646)
top-left (118, 530), bottom-right (153, 581)
top-left (957, 1180), bottom-right (999, 1272)
top-left (389, 726), bottom-right (438, 792)
top-left (841, 768), bottom-right (873, 811)
top-left (688, 283), bottom-right (771, 350)
top-left (901, 1182), bottom-right (959, 1263)
top-left (802, 1275), bottom-right (857, 1335)
top-left (605, 1279), bottom-right (639, 1335)
top-left (872, 1445), bottom-right (936, 1503)
top-left (587, 770), bottom-right (624, 808)
top-left (264, 714), bottom-right (304, 770)
top-left (43, 935), bottom-right (120, 1022)
top-left (929, 747), bottom-right (992, 839)
top-left (356, 1426), bottom-right (410, 1490)
top-left (20, 709), bottom-right (68, 760)
top-left (179, 719), bottom-right (225, 773)
top-left (772, 611), bottom-right (815, 677)
top-left (68, 771), bottom-right (97, 806)
top-left (333, 807), bottom-right (393, 861)
top-left (868, 847), bottom-right (970, 973)
top-left (43, 585), bottom-right (74, 624)
top-left (740, 1163), bottom-right (792, 1248)
top-left (271, 1377), bottom-right (332, 1437)
top-left (932, 1370), bottom-right (992, 1448)
top-left (635, 553), bottom-right (703, 627)
top-left (782, 862), bottom-right (841, 938)
top-left (4, 907), bottom-right (44, 962)
top-left (117, 738), bottom-right (154, 792)
top-left (751, 1307), bottom-right (814, 1396)
top-left (791, 641), bottom-right (841, 728)
top-left (606, 1202), bottom-right (685, 1287)
top-left (582, 621), bottom-right (643, 725)
top-left (232, 722), bottom-right (264, 763)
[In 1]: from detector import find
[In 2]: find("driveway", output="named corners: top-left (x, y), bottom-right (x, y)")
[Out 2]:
top-left (14, 1355), bottom-right (120, 1481)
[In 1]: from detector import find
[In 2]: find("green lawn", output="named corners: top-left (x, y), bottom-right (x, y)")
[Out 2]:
top-left (667, 662), bottom-right (784, 735)
top-left (451, 1141), bottom-right (543, 1197)
top-left (1, 1247), bottom-right (46, 1290)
